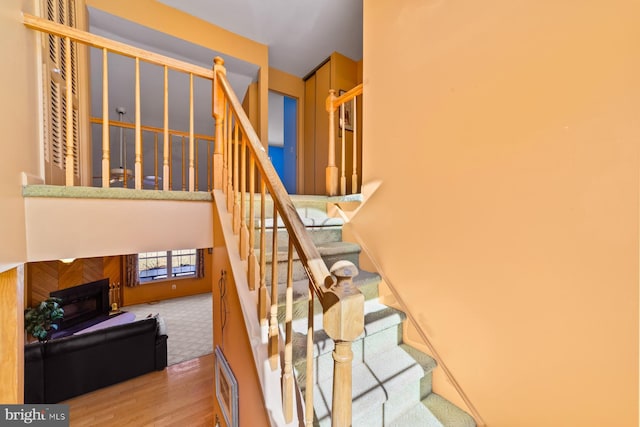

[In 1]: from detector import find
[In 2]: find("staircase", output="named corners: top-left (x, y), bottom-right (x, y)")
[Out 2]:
top-left (259, 195), bottom-right (476, 427)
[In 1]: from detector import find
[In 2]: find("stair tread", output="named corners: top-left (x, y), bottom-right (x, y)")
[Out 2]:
top-left (388, 401), bottom-right (446, 427)
top-left (309, 346), bottom-right (427, 423)
top-left (421, 394), bottom-right (476, 427)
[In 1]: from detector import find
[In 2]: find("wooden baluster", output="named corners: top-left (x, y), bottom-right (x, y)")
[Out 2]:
top-left (232, 119), bottom-right (240, 234)
top-left (227, 110), bottom-right (234, 213)
top-left (305, 286), bottom-right (315, 427)
top-left (268, 208), bottom-right (279, 370)
top-left (239, 136), bottom-right (249, 259)
top-left (282, 239), bottom-right (294, 422)
top-left (188, 73), bottom-right (195, 192)
top-left (222, 101), bottom-right (229, 196)
top-left (163, 65), bottom-right (169, 191)
top-left (134, 57), bottom-right (142, 190)
top-left (325, 89), bottom-right (338, 196)
top-left (181, 135), bottom-right (186, 191)
top-left (154, 133), bottom-right (159, 189)
top-left (212, 57), bottom-right (225, 190)
top-left (169, 135), bottom-right (173, 190)
top-left (324, 261), bottom-right (364, 427)
top-left (352, 97), bottom-right (358, 194)
top-left (248, 155), bottom-right (258, 289)
top-left (101, 48), bottom-right (109, 188)
top-left (195, 138), bottom-right (199, 191)
top-left (64, 36), bottom-right (73, 186)
top-left (340, 102), bottom-right (346, 196)
top-left (207, 139), bottom-right (212, 191)
top-left (258, 180), bottom-right (268, 329)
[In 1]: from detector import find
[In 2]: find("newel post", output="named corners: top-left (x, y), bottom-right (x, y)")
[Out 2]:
top-left (212, 57), bottom-right (226, 190)
top-left (323, 261), bottom-right (364, 427)
top-left (326, 89), bottom-right (339, 196)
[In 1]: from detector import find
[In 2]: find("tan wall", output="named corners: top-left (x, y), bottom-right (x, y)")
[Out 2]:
top-left (212, 204), bottom-right (269, 427)
top-left (359, 1), bottom-right (639, 426)
top-left (24, 197), bottom-right (213, 262)
top-left (0, 0), bottom-right (42, 271)
top-left (122, 251), bottom-right (212, 306)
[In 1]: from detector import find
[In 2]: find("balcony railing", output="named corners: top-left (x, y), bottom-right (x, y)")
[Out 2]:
top-left (326, 84), bottom-right (363, 196)
top-left (24, 13), bottom-right (213, 191)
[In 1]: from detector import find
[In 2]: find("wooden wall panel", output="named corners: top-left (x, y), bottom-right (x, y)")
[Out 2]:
top-left (58, 260), bottom-right (84, 289)
top-left (28, 257), bottom-right (109, 306)
top-left (303, 74), bottom-right (316, 194)
top-left (313, 62), bottom-right (331, 194)
top-left (28, 261), bottom-right (59, 307)
top-left (0, 266), bottom-right (24, 403)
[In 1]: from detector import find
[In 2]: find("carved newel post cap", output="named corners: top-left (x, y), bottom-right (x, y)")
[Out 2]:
top-left (213, 56), bottom-right (225, 66)
top-left (330, 260), bottom-right (358, 282)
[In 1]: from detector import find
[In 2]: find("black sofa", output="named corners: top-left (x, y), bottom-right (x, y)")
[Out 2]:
top-left (24, 317), bottom-right (167, 403)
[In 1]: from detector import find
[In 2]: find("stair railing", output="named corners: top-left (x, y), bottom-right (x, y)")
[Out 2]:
top-left (24, 13), bottom-right (212, 191)
top-left (213, 57), bottom-right (365, 426)
top-left (326, 84), bottom-right (363, 196)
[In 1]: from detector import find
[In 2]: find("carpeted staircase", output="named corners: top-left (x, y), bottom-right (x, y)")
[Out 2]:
top-left (257, 195), bottom-right (476, 427)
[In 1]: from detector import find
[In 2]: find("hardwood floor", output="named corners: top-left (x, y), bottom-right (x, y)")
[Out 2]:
top-left (63, 354), bottom-right (214, 426)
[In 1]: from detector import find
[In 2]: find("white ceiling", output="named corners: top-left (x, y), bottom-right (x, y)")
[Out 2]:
top-left (156, 0), bottom-right (363, 77)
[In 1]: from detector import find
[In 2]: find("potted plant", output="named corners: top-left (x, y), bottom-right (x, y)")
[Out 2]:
top-left (24, 297), bottom-right (64, 342)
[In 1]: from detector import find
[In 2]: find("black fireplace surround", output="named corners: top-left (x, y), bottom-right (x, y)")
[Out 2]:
top-left (49, 278), bottom-right (111, 338)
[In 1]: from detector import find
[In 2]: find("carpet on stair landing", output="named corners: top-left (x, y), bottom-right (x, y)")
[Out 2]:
top-left (123, 293), bottom-right (213, 366)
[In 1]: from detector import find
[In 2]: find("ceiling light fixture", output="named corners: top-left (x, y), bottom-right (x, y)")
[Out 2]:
top-left (110, 107), bottom-right (133, 184)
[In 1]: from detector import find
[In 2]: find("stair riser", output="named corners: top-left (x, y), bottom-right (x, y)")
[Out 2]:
top-left (295, 325), bottom-right (404, 385)
top-left (382, 381), bottom-right (423, 425)
top-left (253, 226), bottom-right (343, 249)
top-left (363, 325), bottom-right (403, 360)
top-left (263, 249), bottom-right (360, 285)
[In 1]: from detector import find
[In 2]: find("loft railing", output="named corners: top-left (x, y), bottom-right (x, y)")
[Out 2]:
top-left (213, 57), bottom-right (365, 426)
top-left (326, 84), bottom-right (363, 196)
top-left (89, 118), bottom-right (215, 191)
top-left (24, 13), bottom-right (213, 191)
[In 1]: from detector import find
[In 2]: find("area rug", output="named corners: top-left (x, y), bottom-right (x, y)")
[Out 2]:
top-left (124, 293), bottom-right (213, 366)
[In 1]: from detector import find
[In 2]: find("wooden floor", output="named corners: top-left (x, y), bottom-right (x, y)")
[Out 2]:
top-left (63, 354), bottom-right (214, 426)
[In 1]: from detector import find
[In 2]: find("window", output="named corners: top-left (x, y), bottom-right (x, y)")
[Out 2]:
top-left (138, 249), bottom-right (198, 283)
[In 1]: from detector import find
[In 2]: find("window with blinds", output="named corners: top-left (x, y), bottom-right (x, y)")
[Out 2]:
top-left (42, 0), bottom-right (80, 184)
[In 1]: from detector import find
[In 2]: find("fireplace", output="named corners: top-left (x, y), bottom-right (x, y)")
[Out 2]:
top-left (49, 278), bottom-right (111, 338)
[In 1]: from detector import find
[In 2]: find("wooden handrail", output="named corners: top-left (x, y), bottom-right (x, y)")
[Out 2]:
top-left (214, 60), bottom-right (334, 298)
top-left (330, 83), bottom-right (363, 111)
top-left (89, 118), bottom-right (215, 142)
top-left (23, 14), bottom-right (213, 79)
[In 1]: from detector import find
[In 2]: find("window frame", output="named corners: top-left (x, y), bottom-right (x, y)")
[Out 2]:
top-left (137, 249), bottom-right (198, 284)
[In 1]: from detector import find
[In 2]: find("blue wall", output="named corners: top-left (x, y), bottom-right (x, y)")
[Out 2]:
top-left (282, 96), bottom-right (297, 193)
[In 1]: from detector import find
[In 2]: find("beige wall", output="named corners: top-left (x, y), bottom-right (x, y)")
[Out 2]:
top-left (359, 0), bottom-right (639, 426)
top-left (24, 197), bottom-right (213, 261)
top-left (0, 0), bottom-right (42, 271)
